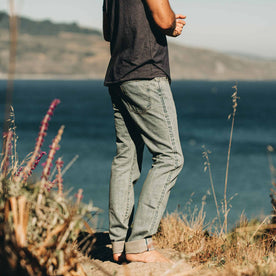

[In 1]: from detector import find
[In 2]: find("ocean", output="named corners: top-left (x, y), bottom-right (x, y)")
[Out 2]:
top-left (1, 80), bottom-right (276, 231)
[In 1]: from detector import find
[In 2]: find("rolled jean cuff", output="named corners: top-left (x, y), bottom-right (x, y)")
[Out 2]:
top-left (125, 237), bottom-right (154, 254)
top-left (112, 241), bottom-right (125, 254)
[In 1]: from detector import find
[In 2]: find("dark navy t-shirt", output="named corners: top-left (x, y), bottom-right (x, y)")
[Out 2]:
top-left (103, 0), bottom-right (171, 86)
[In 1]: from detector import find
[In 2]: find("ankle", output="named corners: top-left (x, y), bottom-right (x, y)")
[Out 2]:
top-left (113, 253), bottom-right (126, 263)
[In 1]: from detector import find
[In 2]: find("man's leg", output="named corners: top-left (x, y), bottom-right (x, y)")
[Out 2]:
top-left (118, 77), bottom-right (184, 261)
top-left (108, 85), bottom-right (144, 259)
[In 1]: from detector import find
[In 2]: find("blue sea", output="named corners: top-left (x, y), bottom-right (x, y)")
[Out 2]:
top-left (1, 80), bottom-right (276, 231)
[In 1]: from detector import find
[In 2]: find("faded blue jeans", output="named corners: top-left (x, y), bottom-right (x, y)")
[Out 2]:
top-left (108, 77), bottom-right (184, 254)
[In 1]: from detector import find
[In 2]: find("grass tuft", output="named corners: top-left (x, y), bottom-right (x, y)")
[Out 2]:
top-left (0, 100), bottom-right (98, 275)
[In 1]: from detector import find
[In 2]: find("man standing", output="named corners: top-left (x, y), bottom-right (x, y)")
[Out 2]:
top-left (103, 0), bottom-right (186, 263)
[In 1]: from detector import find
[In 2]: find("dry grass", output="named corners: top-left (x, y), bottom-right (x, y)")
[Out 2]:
top-left (154, 211), bottom-right (276, 275)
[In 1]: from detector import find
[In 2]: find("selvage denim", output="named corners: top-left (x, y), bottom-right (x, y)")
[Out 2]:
top-left (108, 77), bottom-right (184, 254)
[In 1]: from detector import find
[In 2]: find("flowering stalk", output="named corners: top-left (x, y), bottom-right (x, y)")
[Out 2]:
top-left (55, 158), bottom-right (64, 196)
top-left (15, 99), bottom-right (60, 183)
top-left (41, 125), bottom-right (65, 188)
top-left (202, 146), bottom-right (222, 230)
top-left (223, 84), bottom-right (239, 234)
top-left (15, 167), bottom-right (23, 177)
top-left (1, 131), bottom-right (13, 177)
top-left (27, 151), bottom-right (47, 178)
top-left (75, 189), bottom-right (83, 206)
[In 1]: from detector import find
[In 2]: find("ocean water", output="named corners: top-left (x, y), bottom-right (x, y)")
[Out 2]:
top-left (0, 80), bottom-right (276, 231)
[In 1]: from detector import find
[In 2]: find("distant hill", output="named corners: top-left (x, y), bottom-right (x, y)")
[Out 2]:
top-left (0, 11), bottom-right (276, 80)
top-left (0, 11), bottom-right (101, 36)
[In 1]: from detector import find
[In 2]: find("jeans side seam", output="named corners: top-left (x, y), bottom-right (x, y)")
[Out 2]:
top-left (124, 150), bottom-right (136, 221)
top-left (149, 79), bottom-right (179, 233)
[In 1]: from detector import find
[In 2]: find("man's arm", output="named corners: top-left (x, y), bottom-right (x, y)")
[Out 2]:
top-left (103, 11), bottom-right (110, 42)
top-left (144, 0), bottom-right (186, 37)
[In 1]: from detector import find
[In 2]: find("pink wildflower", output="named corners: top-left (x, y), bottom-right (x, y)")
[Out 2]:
top-left (55, 158), bottom-right (64, 196)
top-left (28, 151), bottom-right (46, 176)
top-left (15, 99), bottom-right (60, 183)
top-left (15, 167), bottom-right (23, 177)
top-left (41, 125), bottom-right (64, 189)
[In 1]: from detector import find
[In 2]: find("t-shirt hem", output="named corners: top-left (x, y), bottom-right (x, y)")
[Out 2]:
top-left (104, 74), bottom-right (170, 86)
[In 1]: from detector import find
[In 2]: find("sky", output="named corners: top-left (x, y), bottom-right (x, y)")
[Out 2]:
top-left (1, 0), bottom-right (276, 59)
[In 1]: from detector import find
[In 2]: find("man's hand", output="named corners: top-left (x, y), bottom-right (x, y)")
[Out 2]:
top-left (171, 14), bottom-right (186, 37)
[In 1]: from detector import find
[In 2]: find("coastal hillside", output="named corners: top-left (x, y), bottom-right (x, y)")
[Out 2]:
top-left (0, 11), bottom-right (276, 80)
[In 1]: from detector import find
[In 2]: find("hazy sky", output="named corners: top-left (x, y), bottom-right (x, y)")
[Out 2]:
top-left (1, 0), bottom-right (276, 59)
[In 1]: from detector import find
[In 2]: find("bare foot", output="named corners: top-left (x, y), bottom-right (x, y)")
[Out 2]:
top-left (126, 250), bottom-right (173, 263)
top-left (113, 253), bottom-right (126, 263)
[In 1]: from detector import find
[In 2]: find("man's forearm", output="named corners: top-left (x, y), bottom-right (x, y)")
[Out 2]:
top-left (145, 0), bottom-right (175, 30)
top-left (144, 0), bottom-right (186, 37)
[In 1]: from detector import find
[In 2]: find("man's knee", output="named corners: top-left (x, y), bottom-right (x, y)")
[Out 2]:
top-left (155, 149), bottom-right (184, 173)
top-left (175, 150), bottom-right (184, 173)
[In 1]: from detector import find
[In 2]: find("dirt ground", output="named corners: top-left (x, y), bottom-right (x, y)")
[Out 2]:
top-left (79, 233), bottom-right (195, 276)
